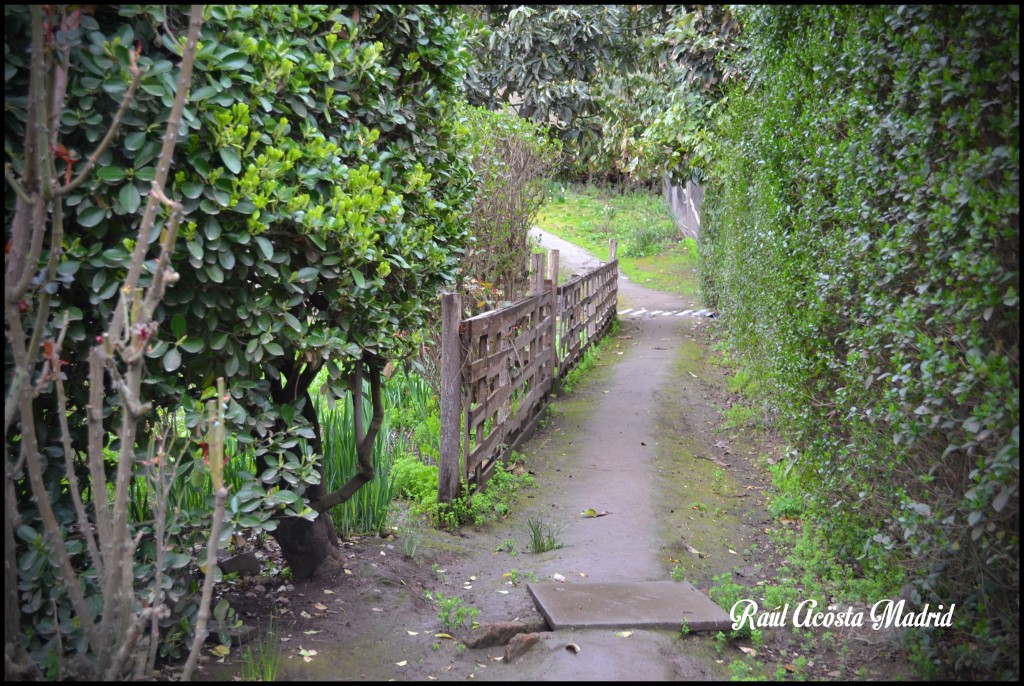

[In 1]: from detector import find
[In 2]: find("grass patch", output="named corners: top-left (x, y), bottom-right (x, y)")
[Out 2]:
top-left (522, 517), bottom-right (566, 553)
top-left (240, 613), bottom-right (283, 682)
top-left (536, 182), bottom-right (700, 297)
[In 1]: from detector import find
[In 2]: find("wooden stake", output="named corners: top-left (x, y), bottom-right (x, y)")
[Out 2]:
top-left (438, 293), bottom-right (461, 503)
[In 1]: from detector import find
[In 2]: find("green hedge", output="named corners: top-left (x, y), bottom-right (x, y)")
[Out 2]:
top-left (702, 5), bottom-right (1018, 678)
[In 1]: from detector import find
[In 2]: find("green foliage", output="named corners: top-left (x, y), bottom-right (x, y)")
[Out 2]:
top-left (523, 517), bottom-right (566, 553)
top-left (466, 6), bottom-right (744, 183)
top-left (4, 3), bottom-right (476, 557)
top-left (536, 184), bottom-right (699, 296)
top-left (402, 529), bottom-right (421, 560)
top-left (424, 590), bottom-right (479, 632)
top-left (317, 389), bottom-right (400, 537)
top-left (392, 456), bottom-right (440, 510)
top-left (456, 102), bottom-right (561, 299)
top-left (702, 5), bottom-right (1019, 678)
top-left (670, 565), bottom-right (686, 582)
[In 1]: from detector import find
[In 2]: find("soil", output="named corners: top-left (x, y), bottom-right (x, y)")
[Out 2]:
top-left (173, 231), bottom-right (917, 682)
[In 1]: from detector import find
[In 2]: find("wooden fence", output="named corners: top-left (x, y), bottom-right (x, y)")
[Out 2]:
top-left (438, 240), bottom-right (618, 502)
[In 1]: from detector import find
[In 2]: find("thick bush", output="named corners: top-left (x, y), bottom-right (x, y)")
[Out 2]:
top-left (702, 5), bottom-right (1018, 678)
top-left (4, 4), bottom-right (476, 670)
top-left (456, 102), bottom-right (560, 300)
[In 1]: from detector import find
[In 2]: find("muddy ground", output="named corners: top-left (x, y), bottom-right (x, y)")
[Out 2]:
top-left (179, 233), bottom-right (915, 681)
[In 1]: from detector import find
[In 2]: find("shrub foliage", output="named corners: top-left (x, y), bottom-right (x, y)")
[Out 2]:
top-left (702, 5), bottom-right (1018, 678)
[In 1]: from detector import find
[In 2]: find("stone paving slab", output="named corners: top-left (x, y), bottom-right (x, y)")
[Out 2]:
top-left (527, 580), bottom-right (732, 632)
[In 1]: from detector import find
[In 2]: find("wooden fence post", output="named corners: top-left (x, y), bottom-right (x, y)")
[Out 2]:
top-left (609, 238), bottom-right (618, 262)
top-left (439, 293), bottom-right (461, 503)
top-left (548, 249), bottom-right (560, 376)
top-left (530, 253), bottom-right (545, 296)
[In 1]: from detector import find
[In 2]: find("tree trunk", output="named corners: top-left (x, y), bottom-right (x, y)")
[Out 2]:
top-left (269, 358), bottom-right (385, 580)
top-left (269, 502), bottom-right (341, 581)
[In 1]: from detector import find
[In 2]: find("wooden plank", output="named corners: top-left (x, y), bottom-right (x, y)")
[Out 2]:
top-left (439, 293), bottom-right (462, 503)
top-left (467, 380), bottom-right (512, 430)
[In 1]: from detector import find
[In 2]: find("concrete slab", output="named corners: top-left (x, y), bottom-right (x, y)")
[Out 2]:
top-left (526, 581), bottom-right (733, 632)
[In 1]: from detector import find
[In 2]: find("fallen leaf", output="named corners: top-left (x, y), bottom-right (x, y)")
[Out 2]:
top-left (728, 549), bottom-right (738, 555)
top-left (827, 670), bottom-right (841, 678)
top-left (684, 544), bottom-right (702, 556)
top-left (491, 656), bottom-right (504, 662)
top-left (578, 572), bottom-right (587, 577)
top-left (469, 576), bottom-right (477, 581)
top-left (435, 633), bottom-right (454, 640)
top-left (428, 676), bottom-right (438, 680)
top-left (371, 607), bottom-right (384, 612)
top-left (280, 637), bottom-right (291, 642)
top-left (343, 569), bottom-right (352, 575)
top-left (614, 631), bottom-right (633, 638)
top-left (314, 602), bottom-right (328, 611)
top-left (300, 611), bottom-right (312, 619)
top-left (580, 508), bottom-right (612, 518)
top-left (407, 630), bottom-right (419, 636)
top-left (463, 584), bottom-right (473, 590)
top-left (210, 645), bottom-right (230, 657)
top-left (497, 590), bottom-right (510, 594)
top-left (552, 573), bottom-right (566, 582)
top-left (565, 643), bottom-right (581, 654)
top-left (784, 664), bottom-right (796, 673)
top-left (323, 589), bottom-right (335, 594)
top-left (739, 646), bottom-right (758, 657)
top-left (396, 661), bottom-right (407, 667)
top-left (303, 630), bottom-right (320, 635)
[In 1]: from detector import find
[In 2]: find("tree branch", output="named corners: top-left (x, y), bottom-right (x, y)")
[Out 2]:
top-left (54, 57), bottom-right (145, 197)
top-left (312, 360), bottom-right (384, 513)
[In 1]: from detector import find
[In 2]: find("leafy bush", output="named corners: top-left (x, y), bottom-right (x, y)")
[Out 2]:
top-left (5, 4), bottom-right (477, 580)
top-left (457, 103), bottom-right (561, 300)
top-left (702, 5), bottom-right (1018, 678)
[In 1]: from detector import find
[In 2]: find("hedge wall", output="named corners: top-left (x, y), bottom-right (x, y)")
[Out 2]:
top-left (701, 5), bottom-right (1018, 678)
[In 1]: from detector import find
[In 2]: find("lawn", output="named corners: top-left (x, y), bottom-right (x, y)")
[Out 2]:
top-left (535, 182), bottom-right (701, 298)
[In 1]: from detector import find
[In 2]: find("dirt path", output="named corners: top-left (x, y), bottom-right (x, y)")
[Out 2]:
top-left (197, 233), bottom-right (779, 681)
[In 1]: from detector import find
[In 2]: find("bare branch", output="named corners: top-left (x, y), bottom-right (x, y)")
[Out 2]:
top-left (54, 62), bottom-right (145, 197)
top-left (109, 5), bottom-right (201, 343)
top-left (53, 314), bottom-right (103, 579)
top-left (3, 164), bottom-right (30, 204)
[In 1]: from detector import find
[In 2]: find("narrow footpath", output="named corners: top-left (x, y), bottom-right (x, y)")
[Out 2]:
top-left (201, 230), bottom-right (760, 681)
top-left (438, 229), bottom-right (735, 680)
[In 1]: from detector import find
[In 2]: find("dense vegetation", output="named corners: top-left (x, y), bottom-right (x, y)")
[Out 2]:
top-left (5, 3), bottom-right (1018, 680)
top-left (4, 3), bottom-right (481, 677)
top-left (464, 4), bottom-right (741, 184)
top-left (701, 5), bottom-right (1018, 678)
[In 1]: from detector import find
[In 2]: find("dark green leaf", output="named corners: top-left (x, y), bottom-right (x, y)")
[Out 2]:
top-left (163, 347), bottom-right (182, 372)
top-left (219, 148), bottom-right (242, 174)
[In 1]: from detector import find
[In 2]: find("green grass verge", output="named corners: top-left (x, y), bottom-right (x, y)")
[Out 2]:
top-left (536, 182), bottom-right (700, 298)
